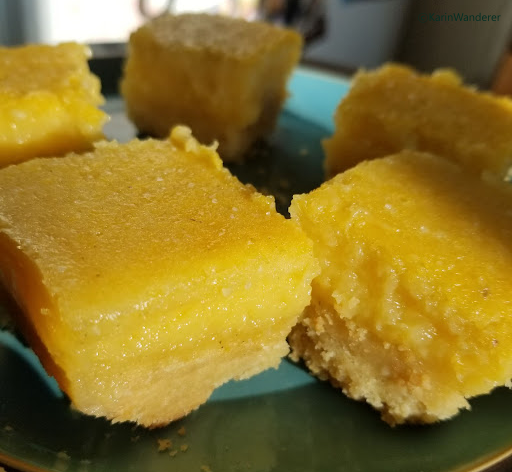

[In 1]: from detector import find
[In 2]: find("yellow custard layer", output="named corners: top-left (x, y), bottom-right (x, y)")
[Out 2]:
top-left (290, 151), bottom-right (512, 424)
top-left (121, 13), bottom-right (302, 161)
top-left (324, 64), bottom-right (512, 179)
top-left (0, 42), bottom-right (107, 167)
top-left (0, 127), bottom-right (318, 426)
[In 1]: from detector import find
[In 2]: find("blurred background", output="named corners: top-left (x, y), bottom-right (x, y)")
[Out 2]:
top-left (1, 0), bottom-right (512, 90)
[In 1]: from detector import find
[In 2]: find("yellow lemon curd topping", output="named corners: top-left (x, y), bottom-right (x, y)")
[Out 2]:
top-left (121, 13), bottom-right (302, 161)
top-left (0, 126), bottom-right (318, 426)
top-left (324, 64), bottom-right (512, 179)
top-left (0, 42), bottom-right (107, 167)
top-left (289, 151), bottom-right (512, 424)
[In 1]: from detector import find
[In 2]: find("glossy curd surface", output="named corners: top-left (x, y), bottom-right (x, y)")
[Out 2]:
top-left (290, 151), bottom-right (512, 423)
top-left (0, 42), bottom-right (107, 167)
top-left (121, 13), bottom-right (302, 161)
top-left (0, 126), bottom-right (318, 425)
top-left (324, 64), bottom-right (512, 179)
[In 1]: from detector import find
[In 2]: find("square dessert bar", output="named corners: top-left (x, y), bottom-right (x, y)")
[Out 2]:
top-left (121, 13), bottom-right (302, 161)
top-left (0, 127), bottom-right (318, 426)
top-left (324, 64), bottom-right (512, 179)
top-left (0, 42), bottom-right (108, 167)
top-left (289, 150), bottom-right (512, 424)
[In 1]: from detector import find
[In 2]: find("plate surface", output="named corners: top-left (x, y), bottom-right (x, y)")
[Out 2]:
top-left (1, 68), bottom-right (512, 472)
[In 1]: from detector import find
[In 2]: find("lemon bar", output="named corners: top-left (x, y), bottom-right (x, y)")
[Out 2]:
top-left (0, 127), bottom-right (318, 427)
top-left (0, 42), bottom-right (108, 168)
top-left (324, 64), bottom-right (512, 179)
top-left (121, 13), bottom-right (302, 161)
top-left (289, 151), bottom-right (512, 424)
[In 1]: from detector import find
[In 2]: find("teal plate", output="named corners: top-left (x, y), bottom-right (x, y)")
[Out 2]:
top-left (1, 67), bottom-right (512, 472)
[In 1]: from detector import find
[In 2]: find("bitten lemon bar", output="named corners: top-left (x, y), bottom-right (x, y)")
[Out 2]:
top-left (289, 150), bottom-right (512, 424)
top-left (0, 42), bottom-right (107, 167)
top-left (324, 64), bottom-right (512, 179)
top-left (0, 127), bottom-right (318, 427)
top-left (121, 13), bottom-right (302, 161)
